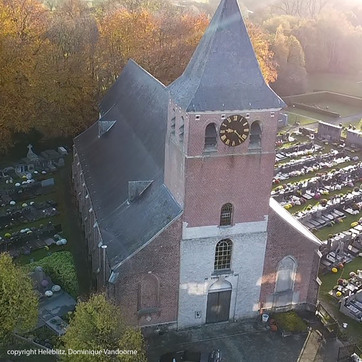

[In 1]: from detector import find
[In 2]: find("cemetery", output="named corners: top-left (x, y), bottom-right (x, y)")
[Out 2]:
top-left (0, 145), bottom-right (67, 257)
top-left (0, 144), bottom-right (79, 350)
top-left (273, 119), bottom-right (362, 336)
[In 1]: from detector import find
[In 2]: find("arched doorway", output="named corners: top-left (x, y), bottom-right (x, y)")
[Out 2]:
top-left (206, 279), bottom-right (232, 323)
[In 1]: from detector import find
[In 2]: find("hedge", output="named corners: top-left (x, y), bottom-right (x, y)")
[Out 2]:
top-left (25, 251), bottom-right (79, 297)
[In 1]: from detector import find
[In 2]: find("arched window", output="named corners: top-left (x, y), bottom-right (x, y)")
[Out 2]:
top-left (275, 256), bottom-right (297, 293)
top-left (220, 203), bottom-right (233, 226)
top-left (204, 123), bottom-right (217, 149)
top-left (249, 121), bottom-right (262, 149)
top-left (214, 239), bottom-right (232, 270)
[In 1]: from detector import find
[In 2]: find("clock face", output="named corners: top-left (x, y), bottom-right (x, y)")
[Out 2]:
top-left (219, 115), bottom-right (249, 146)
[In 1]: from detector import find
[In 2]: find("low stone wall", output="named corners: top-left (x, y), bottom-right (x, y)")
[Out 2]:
top-left (284, 91), bottom-right (362, 109)
top-left (346, 129), bottom-right (362, 147)
top-left (293, 103), bottom-right (340, 118)
top-left (317, 121), bottom-right (342, 142)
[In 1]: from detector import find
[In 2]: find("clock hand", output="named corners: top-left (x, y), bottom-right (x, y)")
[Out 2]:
top-left (233, 130), bottom-right (243, 140)
top-left (226, 128), bottom-right (234, 133)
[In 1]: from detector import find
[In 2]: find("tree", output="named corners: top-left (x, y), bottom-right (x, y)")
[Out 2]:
top-left (247, 22), bottom-right (277, 84)
top-left (61, 294), bottom-right (147, 362)
top-left (0, 0), bottom-right (50, 152)
top-left (271, 26), bottom-right (307, 95)
top-left (35, 0), bottom-right (99, 137)
top-left (271, 0), bottom-right (329, 18)
top-left (96, 7), bottom-right (209, 86)
top-left (0, 253), bottom-right (38, 342)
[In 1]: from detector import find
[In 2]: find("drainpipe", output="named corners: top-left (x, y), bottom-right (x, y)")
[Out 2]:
top-left (101, 245), bottom-right (107, 287)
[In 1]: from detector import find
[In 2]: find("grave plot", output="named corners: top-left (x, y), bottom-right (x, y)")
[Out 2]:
top-left (273, 131), bottom-right (362, 273)
top-left (0, 200), bottom-right (59, 230)
top-left (329, 270), bottom-right (362, 322)
top-left (0, 147), bottom-right (68, 259)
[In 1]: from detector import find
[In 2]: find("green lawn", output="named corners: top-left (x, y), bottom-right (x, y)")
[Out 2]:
top-left (319, 257), bottom-right (362, 348)
top-left (313, 101), bottom-right (362, 117)
top-left (306, 73), bottom-right (362, 98)
top-left (288, 186), bottom-right (356, 215)
top-left (313, 213), bottom-right (362, 241)
top-left (286, 111), bottom-right (323, 125)
top-left (15, 244), bottom-right (67, 265)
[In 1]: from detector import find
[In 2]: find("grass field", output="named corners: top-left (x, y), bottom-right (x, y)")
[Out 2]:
top-left (311, 101), bottom-right (362, 117)
top-left (286, 111), bottom-right (324, 125)
top-left (282, 73), bottom-right (362, 129)
top-left (306, 73), bottom-right (362, 98)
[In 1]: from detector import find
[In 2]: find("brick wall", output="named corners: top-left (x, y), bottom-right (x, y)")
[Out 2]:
top-left (184, 154), bottom-right (275, 226)
top-left (110, 218), bottom-right (182, 327)
top-left (186, 111), bottom-right (278, 157)
top-left (260, 201), bottom-right (321, 309)
top-left (183, 111), bottom-right (279, 227)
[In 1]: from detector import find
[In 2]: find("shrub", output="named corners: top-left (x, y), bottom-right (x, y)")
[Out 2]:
top-left (25, 251), bottom-right (79, 297)
top-left (272, 311), bottom-right (307, 333)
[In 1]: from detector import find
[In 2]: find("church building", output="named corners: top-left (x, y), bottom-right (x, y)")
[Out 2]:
top-left (72, 0), bottom-right (321, 329)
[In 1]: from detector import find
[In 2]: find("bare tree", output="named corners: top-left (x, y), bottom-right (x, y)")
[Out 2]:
top-left (272, 0), bottom-right (329, 18)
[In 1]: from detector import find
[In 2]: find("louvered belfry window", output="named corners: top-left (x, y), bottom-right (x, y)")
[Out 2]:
top-left (220, 203), bottom-right (233, 226)
top-left (204, 123), bottom-right (217, 148)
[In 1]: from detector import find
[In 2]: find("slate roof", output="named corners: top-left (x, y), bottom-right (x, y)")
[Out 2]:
top-left (74, 60), bottom-right (182, 269)
top-left (168, 0), bottom-right (285, 112)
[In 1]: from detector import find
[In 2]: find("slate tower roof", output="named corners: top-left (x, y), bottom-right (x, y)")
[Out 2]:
top-left (168, 0), bottom-right (284, 112)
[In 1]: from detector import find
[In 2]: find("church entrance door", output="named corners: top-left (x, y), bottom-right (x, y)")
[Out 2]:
top-left (206, 279), bottom-right (232, 323)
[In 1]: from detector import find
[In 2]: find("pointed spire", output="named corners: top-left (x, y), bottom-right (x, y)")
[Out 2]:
top-left (168, 0), bottom-right (284, 112)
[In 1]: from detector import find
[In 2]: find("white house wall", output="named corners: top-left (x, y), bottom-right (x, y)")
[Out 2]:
top-left (178, 220), bottom-right (268, 328)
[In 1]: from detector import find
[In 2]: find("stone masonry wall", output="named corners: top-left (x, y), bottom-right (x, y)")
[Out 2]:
top-left (317, 121), bottom-right (341, 142)
top-left (346, 129), bottom-right (362, 147)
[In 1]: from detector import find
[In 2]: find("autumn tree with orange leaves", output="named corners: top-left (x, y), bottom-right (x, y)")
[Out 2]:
top-left (0, 0), bottom-right (278, 153)
top-left (0, 0), bottom-right (49, 152)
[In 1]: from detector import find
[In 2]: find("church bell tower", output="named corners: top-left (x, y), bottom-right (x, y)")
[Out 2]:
top-left (164, 0), bottom-right (285, 328)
